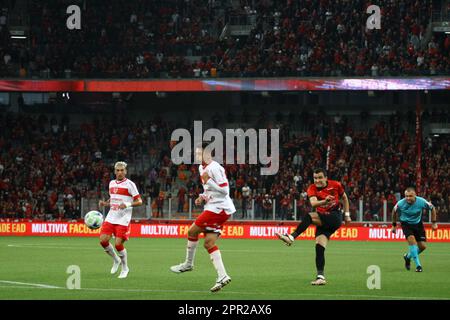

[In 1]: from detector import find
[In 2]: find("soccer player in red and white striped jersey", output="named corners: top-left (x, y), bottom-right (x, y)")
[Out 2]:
top-left (99, 161), bottom-right (143, 279)
top-left (170, 143), bottom-right (235, 292)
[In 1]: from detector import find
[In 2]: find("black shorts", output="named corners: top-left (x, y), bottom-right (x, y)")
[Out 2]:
top-left (401, 221), bottom-right (426, 242)
top-left (315, 210), bottom-right (342, 239)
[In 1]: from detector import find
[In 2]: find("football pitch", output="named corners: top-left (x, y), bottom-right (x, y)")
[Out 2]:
top-left (0, 237), bottom-right (449, 300)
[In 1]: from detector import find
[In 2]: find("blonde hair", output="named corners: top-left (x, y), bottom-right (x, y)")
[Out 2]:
top-left (114, 161), bottom-right (127, 169)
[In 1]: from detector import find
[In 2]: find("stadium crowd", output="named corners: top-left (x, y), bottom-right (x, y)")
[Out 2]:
top-left (0, 112), bottom-right (171, 221)
top-left (1, 0), bottom-right (449, 78)
top-left (221, 0), bottom-right (450, 77)
top-left (0, 109), bottom-right (448, 223)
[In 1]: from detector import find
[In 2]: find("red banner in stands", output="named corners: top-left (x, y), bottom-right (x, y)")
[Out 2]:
top-left (1, 222), bottom-right (450, 242)
top-left (1, 78), bottom-right (450, 92)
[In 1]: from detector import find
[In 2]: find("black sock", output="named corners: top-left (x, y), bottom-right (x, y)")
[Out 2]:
top-left (291, 213), bottom-right (312, 238)
top-left (315, 244), bottom-right (325, 276)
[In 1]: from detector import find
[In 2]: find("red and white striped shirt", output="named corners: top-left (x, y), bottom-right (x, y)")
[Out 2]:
top-left (105, 178), bottom-right (140, 226)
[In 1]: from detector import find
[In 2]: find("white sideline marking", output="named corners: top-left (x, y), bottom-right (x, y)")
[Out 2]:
top-left (0, 280), bottom-right (62, 289)
top-left (0, 284), bottom-right (448, 300)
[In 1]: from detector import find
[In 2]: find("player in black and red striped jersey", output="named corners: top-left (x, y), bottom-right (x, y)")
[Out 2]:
top-left (276, 168), bottom-right (351, 285)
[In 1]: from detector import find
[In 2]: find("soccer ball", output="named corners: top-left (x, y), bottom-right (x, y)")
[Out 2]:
top-left (84, 210), bottom-right (104, 230)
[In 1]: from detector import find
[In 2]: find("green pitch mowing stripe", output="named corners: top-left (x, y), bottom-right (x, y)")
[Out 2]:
top-left (0, 237), bottom-right (449, 300)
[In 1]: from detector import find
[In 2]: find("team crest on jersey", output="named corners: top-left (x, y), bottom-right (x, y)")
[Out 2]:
top-left (113, 187), bottom-right (118, 194)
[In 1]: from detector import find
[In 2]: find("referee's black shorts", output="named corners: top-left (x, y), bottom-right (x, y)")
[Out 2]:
top-left (400, 221), bottom-right (427, 242)
top-left (316, 209), bottom-right (342, 239)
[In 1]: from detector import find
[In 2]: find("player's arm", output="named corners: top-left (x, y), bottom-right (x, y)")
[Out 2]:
top-left (119, 182), bottom-right (143, 209)
top-left (202, 170), bottom-right (229, 195)
top-left (119, 196), bottom-right (143, 210)
top-left (391, 205), bottom-right (398, 233)
top-left (132, 196), bottom-right (143, 207)
top-left (430, 205), bottom-right (438, 230)
top-left (195, 192), bottom-right (211, 205)
top-left (341, 192), bottom-right (351, 224)
top-left (422, 199), bottom-right (438, 230)
top-left (99, 198), bottom-right (110, 208)
top-left (309, 195), bottom-right (334, 208)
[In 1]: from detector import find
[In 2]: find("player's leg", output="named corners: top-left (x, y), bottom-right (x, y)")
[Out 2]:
top-left (100, 233), bottom-right (111, 249)
top-left (311, 234), bottom-right (328, 285)
top-left (412, 223), bottom-right (427, 272)
top-left (416, 221), bottom-right (427, 256)
top-left (311, 211), bottom-right (341, 285)
top-left (186, 223), bottom-right (202, 266)
top-left (276, 212), bottom-right (322, 246)
top-left (406, 235), bottom-right (423, 272)
top-left (417, 241), bottom-right (427, 255)
top-left (204, 232), bottom-right (231, 292)
top-left (115, 236), bottom-right (130, 278)
top-left (401, 223), bottom-right (423, 271)
top-left (170, 223), bottom-right (202, 273)
top-left (412, 241), bottom-right (427, 271)
top-left (99, 223), bottom-right (121, 274)
top-left (401, 223), bottom-right (412, 270)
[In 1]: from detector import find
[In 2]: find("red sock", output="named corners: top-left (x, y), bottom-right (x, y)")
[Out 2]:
top-left (207, 245), bottom-right (219, 254)
top-left (100, 241), bottom-right (109, 248)
top-left (115, 244), bottom-right (124, 252)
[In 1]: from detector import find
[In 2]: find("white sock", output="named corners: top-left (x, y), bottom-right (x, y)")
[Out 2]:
top-left (104, 244), bottom-right (120, 262)
top-left (185, 240), bottom-right (198, 266)
top-left (209, 249), bottom-right (227, 279)
top-left (117, 249), bottom-right (128, 270)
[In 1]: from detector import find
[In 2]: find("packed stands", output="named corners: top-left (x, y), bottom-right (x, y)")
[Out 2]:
top-left (1, 0), bottom-right (449, 78)
top-left (0, 109), bottom-right (448, 222)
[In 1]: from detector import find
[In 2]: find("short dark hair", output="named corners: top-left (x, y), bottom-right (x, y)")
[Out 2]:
top-left (405, 187), bottom-right (416, 193)
top-left (313, 168), bottom-right (327, 176)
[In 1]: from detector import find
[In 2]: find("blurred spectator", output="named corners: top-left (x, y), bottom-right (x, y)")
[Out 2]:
top-left (177, 186), bottom-right (186, 213)
top-left (155, 192), bottom-right (165, 218)
top-left (280, 193), bottom-right (291, 220)
top-left (262, 194), bottom-right (272, 220)
top-left (241, 183), bottom-right (251, 219)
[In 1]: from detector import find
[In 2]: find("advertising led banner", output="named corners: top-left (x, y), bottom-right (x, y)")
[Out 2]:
top-left (1, 222), bottom-right (449, 242)
top-left (1, 78), bottom-right (450, 92)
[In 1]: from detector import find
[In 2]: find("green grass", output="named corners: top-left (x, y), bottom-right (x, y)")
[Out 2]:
top-left (0, 237), bottom-right (449, 300)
